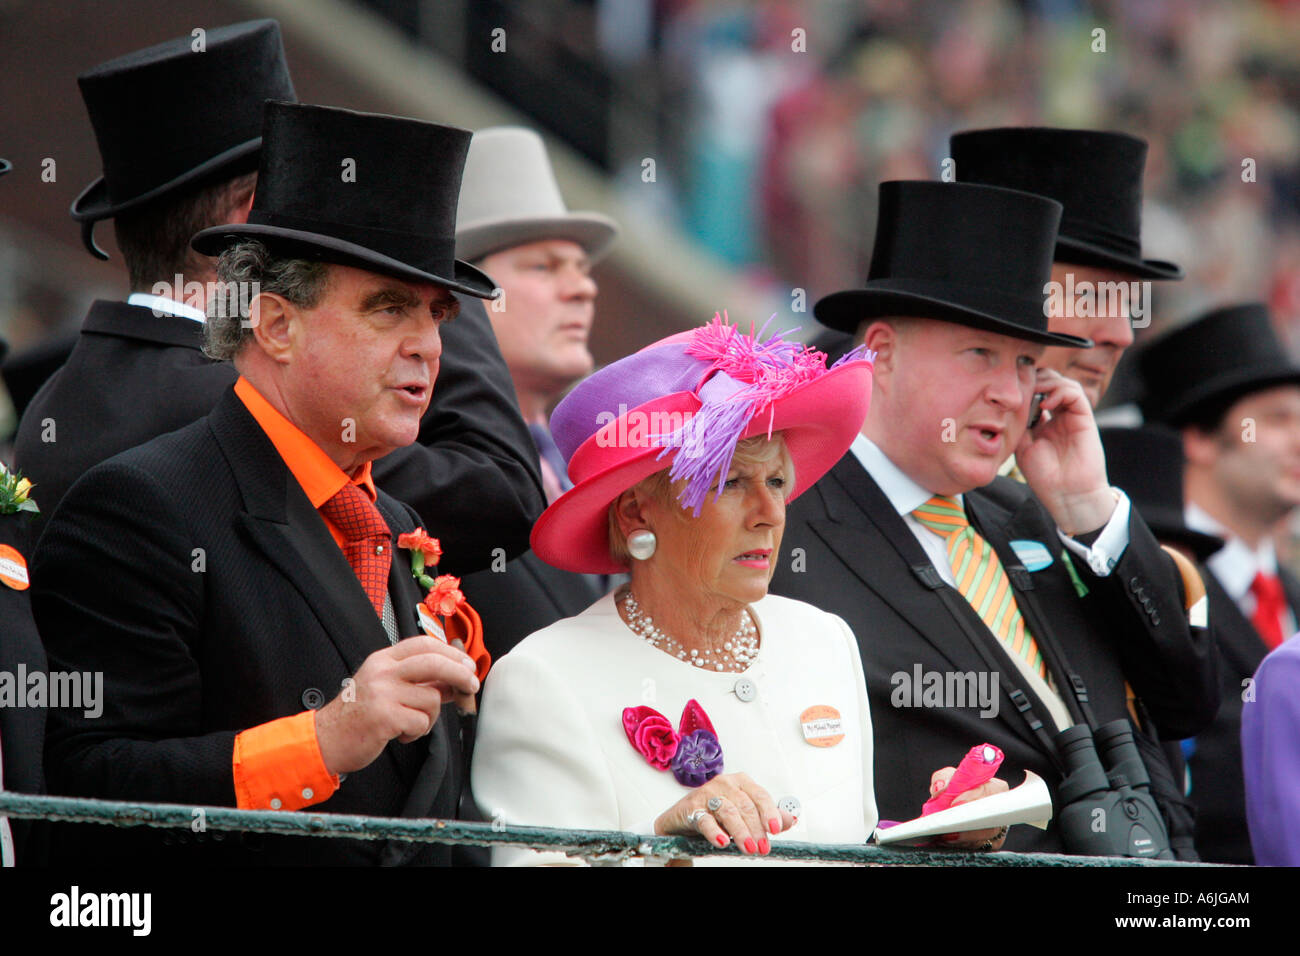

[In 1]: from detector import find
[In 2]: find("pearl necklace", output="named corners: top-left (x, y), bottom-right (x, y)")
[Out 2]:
top-left (619, 588), bottom-right (759, 671)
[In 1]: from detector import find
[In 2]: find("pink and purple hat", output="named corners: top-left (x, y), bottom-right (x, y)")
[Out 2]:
top-left (531, 314), bottom-right (875, 574)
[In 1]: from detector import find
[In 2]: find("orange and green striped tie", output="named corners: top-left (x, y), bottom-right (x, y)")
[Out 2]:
top-left (912, 494), bottom-right (1048, 680)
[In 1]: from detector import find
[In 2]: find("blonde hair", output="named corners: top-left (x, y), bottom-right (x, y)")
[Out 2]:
top-left (605, 433), bottom-right (795, 566)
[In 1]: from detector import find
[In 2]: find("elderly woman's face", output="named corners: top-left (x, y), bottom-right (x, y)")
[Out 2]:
top-left (640, 444), bottom-right (789, 607)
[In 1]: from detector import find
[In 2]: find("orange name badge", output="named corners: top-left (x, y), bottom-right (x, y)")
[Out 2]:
top-left (0, 544), bottom-right (30, 591)
top-left (800, 705), bottom-right (844, 747)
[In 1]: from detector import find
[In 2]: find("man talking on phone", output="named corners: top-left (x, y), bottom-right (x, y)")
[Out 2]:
top-left (770, 181), bottom-right (1216, 856)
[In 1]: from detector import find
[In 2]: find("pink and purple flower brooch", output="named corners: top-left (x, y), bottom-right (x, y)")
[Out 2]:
top-left (622, 699), bottom-right (724, 787)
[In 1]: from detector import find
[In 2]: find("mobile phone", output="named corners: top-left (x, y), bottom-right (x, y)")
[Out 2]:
top-left (1028, 392), bottom-right (1046, 429)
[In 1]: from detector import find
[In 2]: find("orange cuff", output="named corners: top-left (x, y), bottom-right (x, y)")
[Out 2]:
top-left (232, 710), bottom-right (340, 811)
top-left (445, 599), bottom-right (491, 681)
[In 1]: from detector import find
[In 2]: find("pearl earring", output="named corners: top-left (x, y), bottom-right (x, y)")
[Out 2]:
top-left (627, 529), bottom-right (657, 560)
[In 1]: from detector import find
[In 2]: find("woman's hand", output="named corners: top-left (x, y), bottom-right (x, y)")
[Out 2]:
top-left (928, 766), bottom-right (1010, 850)
top-left (654, 772), bottom-right (796, 856)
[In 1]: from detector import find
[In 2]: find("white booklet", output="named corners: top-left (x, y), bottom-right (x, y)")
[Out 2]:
top-left (874, 771), bottom-right (1053, 845)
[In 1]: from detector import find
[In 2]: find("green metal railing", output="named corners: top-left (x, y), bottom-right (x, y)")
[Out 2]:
top-left (0, 791), bottom-right (1205, 865)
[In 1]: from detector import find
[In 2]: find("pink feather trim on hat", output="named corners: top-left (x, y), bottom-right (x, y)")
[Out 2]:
top-left (654, 312), bottom-right (873, 514)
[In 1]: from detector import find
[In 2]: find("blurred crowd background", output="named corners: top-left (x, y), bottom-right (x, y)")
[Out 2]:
top-left (401, 0), bottom-right (1300, 340)
top-left (4, 0), bottom-right (1300, 432)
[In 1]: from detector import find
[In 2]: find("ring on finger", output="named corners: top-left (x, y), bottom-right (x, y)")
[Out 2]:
top-left (706, 796), bottom-right (724, 813)
top-left (686, 809), bottom-right (708, 827)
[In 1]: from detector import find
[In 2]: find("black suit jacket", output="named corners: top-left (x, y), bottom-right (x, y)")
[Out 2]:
top-left (1187, 568), bottom-right (1300, 864)
top-left (0, 510), bottom-right (47, 863)
top-left (14, 296), bottom-right (544, 571)
top-left (31, 388), bottom-right (466, 865)
top-left (463, 551), bottom-right (610, 663)
top-left (769, 454), bottom-right (1219, 854)
top-left (14, 301), bottom-right (236, 516)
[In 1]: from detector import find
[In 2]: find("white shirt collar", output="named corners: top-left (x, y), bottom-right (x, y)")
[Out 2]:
top-left (126, 292), bottom-right (206, 324)
top-left (1186, 501), bottom-right (1277, 600)
top-left (848, 433), bottom-right (953, 516)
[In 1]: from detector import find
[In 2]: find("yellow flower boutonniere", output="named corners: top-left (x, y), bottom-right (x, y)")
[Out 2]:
top-left (0, 463), bottom-right (39, 516)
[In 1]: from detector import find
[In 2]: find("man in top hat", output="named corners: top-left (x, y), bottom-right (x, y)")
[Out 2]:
top-left (12, 24), bottom-right (544, 569)
top-left (951, 127), bottom-right (1182, 411)
top-left (1137, 303), bottom-right (1300, 863)
top-left (808, 127), bottom-right (1182, 379)
top-left (952, 128), bottom-right (1209, 854)
top-left (770, 181), bottom-right (1217, 855)
top-left (0, 159), bottom-right (49, 866)
top-left (31, 102), bottom-right (496, 865)
top-left (454, 126), bottom-right (620, 660)
top-left (12, 20), bottom-right (290, 515)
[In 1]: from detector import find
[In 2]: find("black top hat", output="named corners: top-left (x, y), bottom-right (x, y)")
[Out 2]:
top-left (1136, 303), bottom-right (1300, 426)
top-left (1099, 425), bottom-right (1223, 562)
top-left (192, 102), bottom-right (495, 299)
top-left (71, 19), bottom-right (295, 259)
top-left (815, 180), bottom-right (1090, 347)
top-left (950, 127), bottom-right (1182, 280)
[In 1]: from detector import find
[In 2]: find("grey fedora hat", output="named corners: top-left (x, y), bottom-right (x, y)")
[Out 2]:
top-left (455, 126), bottom-right (619, 263)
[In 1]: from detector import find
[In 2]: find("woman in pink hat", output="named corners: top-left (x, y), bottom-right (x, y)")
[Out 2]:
top-left (471, 316), bottom-right (1006, 864)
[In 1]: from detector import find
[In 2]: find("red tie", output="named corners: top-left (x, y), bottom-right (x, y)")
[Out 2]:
top-left (1250, 571), bottom-right (1287, 650)
top-left (319, 483), bottom-right (392, 618)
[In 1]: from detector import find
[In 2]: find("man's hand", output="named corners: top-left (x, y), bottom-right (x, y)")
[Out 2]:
top-left (1015, 368), bottom-right (1115, 535)
top-left (314, 634), bottom-right (480, 777)
top-left (928, 766), bottom-right (1010, 850)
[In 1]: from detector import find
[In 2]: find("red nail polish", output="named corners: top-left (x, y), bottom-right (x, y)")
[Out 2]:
top-left (744, 838), bottom-right (757, 854)
top-left (769, 818), bottom-right (780, 834)
top-left (759, 838), bottom-right (770, 854)
top-left (715, 834), bottom-right (728, 848)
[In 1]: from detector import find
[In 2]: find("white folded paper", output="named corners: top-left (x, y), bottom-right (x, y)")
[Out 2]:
top-left (873, 771), bottom-right (1053, 845)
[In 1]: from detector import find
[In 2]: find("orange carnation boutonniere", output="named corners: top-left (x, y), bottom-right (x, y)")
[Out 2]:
top-left (398, 527), bottom-right (462, 620)
top-left (397, 528), bottom-right (442, 578)
top-left (422, 574), bottom-right (466, 617)
top-left (397, 527), bottom-right (490, 691)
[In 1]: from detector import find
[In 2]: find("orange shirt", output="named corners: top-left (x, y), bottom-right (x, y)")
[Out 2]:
top-left (229, 376), bottom-right (379, 812)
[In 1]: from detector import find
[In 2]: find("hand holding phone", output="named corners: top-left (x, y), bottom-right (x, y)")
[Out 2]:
top-left (1028, 391), bottom-right (1046, 429)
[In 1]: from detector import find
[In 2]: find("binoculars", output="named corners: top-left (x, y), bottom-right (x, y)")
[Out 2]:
top-left (1053, 720), bottom-right (1174, 860)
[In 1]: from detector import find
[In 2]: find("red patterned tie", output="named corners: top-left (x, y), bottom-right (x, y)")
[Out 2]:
top-left (319, 483), bottom-right (392, 618)
top-left (1250, 571), bottom-right (1287, 650)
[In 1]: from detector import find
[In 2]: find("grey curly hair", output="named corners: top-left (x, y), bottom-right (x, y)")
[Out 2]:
top-left (203, 240), bottom-right (331, 361)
